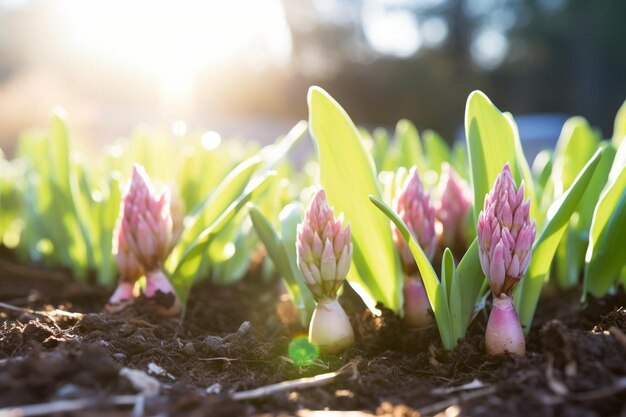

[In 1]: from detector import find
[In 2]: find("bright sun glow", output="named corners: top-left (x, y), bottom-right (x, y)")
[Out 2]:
top-left (55, 0), bottom-right (292, 99)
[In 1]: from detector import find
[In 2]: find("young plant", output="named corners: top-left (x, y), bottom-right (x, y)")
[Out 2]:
top-left (296, 190), bottom-right (354, 354)
top-left (465, 91), bottom-right (605, 333)
top-left (477, 164), bottom-right (536, 355)
top-left (392, 167), bottom-right (438, 327)
top-left (370, 195), bottom-right (485, 350)
top-left (249, 202), bottom-right (316, 326)
top-left (111, 164), bottom-right (182, 317)
top-left (308, 86), bottom-right (404, 315)
top-left (435, 163), bottom-right (472, 258)
top-left (583, 137), bottom-right (626, 298)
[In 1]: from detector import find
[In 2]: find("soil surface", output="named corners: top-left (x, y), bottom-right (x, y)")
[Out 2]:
top-left (1, 256), bottom-right (625, 416)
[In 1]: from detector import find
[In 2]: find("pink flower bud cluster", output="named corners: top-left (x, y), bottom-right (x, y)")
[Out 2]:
top-left (296, 190), bottom-right (353, 300)
top-left (393, 167), bottom-right (438, 271)
top-left (120, 165), bottom-right (174, 270)
top-left (477, 163), bottom-right (536, 296)
top-left (435, 164), bottom-right (472, 251)
top-left (106, 164), bottom-right (183, 316)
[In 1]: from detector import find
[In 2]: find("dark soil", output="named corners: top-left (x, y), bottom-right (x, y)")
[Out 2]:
top-left (1, 257), bottom-right (625, 416)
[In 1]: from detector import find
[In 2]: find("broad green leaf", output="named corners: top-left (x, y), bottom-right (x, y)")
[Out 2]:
top-left (451, 142), bottom-right (469, 181)
top-left (507, 112), bottom-right (539, 226)
top-left (168, 156), bottom-right (261, 269)
top-left (613, 99), bottom-right (626, 147)
top-left (515, 149), bottom-right (603, 332)
top-left (371, 127), bottom-right (390, 171)
top-left (369, 195), bottom-right (453, 349)
top-left (576, 143), bottom-right (615, 231)
top-left (171, 173), bottom-right (275, 304)
top-left (453, 239), bottom-right (484, 340)
top-left (441, 249), bottom-right (454, 310)
top-left (395, 119), bottom-right (424, 170)
top-left (308, 87), bottom-right (403, 313)
top-left (550, 117), bottom-right (599, 197)
top-left (465, 92), bottom-right (534, 224)
top-left (423, 130), bottom-right (450, 175)
top-left (532, 150), bottom-right (553, 193)
top-left (584, 140), bottom-right (626, 297)
top-left (249, 203), bottom-right (315, 324)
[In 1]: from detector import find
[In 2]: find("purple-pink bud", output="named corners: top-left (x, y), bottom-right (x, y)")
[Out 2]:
top-left (121, 164), bottom-right (174, 270)
top-left (297, 189), bottom-right (353, 300)
top-left (393, 167), bottom-right (438, 272)
top-left (435, 164), bottom-right (472, 252)
top-left (106, 218), bottom-right (144, 313)
top-left (477, 163), bottom-right (536, 296)
top-left (403, 277), bottom-right (432, 327)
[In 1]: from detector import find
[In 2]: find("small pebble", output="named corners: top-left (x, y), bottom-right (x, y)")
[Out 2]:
top-left (183, 341), bottom-right (196, 356)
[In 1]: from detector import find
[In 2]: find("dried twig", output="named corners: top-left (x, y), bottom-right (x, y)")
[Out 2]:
top-left (0, 302), bottom-right (83, 320)
top-left (417, 386), bottom-right (497, 415)
top-left (0, 395), bottom-right (139, 417)
top-left (231, 361), bottom-right (358, 401)
top-left (198, 357), bottom-right (239, 363)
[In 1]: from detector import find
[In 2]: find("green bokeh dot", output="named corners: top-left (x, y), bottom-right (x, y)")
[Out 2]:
top-left (288, 336), bottom-right (319, 366)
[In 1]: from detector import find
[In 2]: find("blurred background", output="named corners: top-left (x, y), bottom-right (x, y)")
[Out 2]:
top-left (0, 0), bottom-right (625, 155)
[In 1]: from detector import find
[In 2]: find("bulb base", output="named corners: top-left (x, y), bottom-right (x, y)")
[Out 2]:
top-left (486, 295), bottom-right (525, 356)
top-left (309, 298), bottom-right (354, 354)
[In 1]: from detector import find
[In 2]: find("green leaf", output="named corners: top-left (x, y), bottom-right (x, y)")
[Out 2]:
top-left (369, 195), bottom-right (452, 349)
top-left (532, 150), bottom-right (553, 193)
top-left (423, 130), bottom-right (450, 175)
top-left (395, 119), bottom-right (424, 170)
top-left (308, 87), bottom-right (403, 313)
top-left (453, 239), bottom-right (485, 340)
top-left (613, 99), bottom-right (626, 147)
top-left (584, 140), bottom-right (626, 297)
top-left (550, 117), bottom-right (599, 197)
top-left (514, 149), bottom-right (603, 332)
top-left (451, 142), bottom-right (469, 181)
top-left (171, 173), bottom-right (275, 304)
top-left (249, 203), bottom-right (315, 324)
top-left (465, 92), bottom-right (535, 224)
top-left (168, 156), bottom-right (261, 269)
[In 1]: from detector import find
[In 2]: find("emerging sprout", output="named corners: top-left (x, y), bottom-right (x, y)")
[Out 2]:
top-left (105, 219), bottom-right (143, 314)
top-left (477, 163), bottom-right (536, 355)
top-left (107, 164), bottom-right (182, 317)
top-left (296, 189), bottom-right (354, 354)
top-left (435, 163), bottom-right (472, 256)
top-left (393, 167), bottom-right (438, 327)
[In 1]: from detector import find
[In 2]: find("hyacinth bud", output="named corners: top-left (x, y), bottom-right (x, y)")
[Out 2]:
top-left (167, 182), bottom-right (185, 252)
top-left (393, 167), bottom-right (438, 272)
top-left (477, 163), bottom-right (536, 297)
top-left (105, 218), bottom-right (144, 313)
top-left (121, 164), bottom-right (174, 269)
top-left (109, 164), bottom-right (181, 317)
top-left (296, 189), bottom-right (354, 354)
top-left (296, 189), bottom-right (353, 300)
top-left (478, 163), bottom-right (536, 356)
top-left (435, 163), bottom-right (472, 253)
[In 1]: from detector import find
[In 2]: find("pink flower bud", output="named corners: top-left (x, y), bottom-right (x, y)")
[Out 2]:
top-left (435, 164), bottom-right (472, 252)
top-left (403, 277), bottom-right (432, 327)
top-left (477, 163), bottom-right (536, 297)
top-left (297, 189), bottom-right (355, 353)
top-left (106, 218), bottom-right (143, 313)
top-left (111, 164), bottom-right (181, 317)
top-left (393, 167), bottom-right (438, 272)
top-left (122, 164), bottom-right (174, 269)
top-left (297, 190), bottom-right (353, 300)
